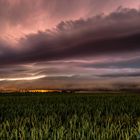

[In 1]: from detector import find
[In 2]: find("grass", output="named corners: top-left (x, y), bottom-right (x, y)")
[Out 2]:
top-left (0, 92), bottom-right (140, 140)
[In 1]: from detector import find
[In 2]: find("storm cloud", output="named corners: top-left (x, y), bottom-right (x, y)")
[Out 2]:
top-left (0, 8), bottom-right (140, 66)
top-left (0, 0), bottom-right (140, 90)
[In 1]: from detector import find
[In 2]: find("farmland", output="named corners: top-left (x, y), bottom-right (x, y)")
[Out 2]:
top-left (1, 93), bottom-right (140, 140)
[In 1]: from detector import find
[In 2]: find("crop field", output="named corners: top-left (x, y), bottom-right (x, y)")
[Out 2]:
top-left (1, 93), bottom-right (140, 140)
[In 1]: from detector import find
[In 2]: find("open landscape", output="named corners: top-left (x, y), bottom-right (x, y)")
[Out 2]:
top-left (1, 92), bottom-right (140, 140)
top-left (0, 0), bottom-right (140, 140)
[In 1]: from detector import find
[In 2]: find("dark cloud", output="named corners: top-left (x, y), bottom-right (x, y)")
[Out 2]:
top-left (112, 82), bottom-right (140, 90)
top-left (83, 58), bottom-right (140, 68)
top-left (0, 7), bottom-right (140, 90)
top-left (0, 8), bottom-right (140, 66)
top-left (100, 72), bottom-right (140, 78)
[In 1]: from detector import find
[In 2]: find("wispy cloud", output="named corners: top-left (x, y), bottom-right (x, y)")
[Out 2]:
top-left (0, 75), bottom-right (46, 81)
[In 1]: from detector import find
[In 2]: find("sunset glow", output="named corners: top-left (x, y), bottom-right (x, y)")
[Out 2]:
top-left (28, 89), bottom-right (62, 93)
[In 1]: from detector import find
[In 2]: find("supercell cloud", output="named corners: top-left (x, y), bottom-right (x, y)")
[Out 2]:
top-left (0, 0), bottom-right (140, 90)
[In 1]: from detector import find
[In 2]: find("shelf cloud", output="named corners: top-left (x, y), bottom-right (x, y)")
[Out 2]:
top-left (0, 0), bottom-right (140, 90)
top-left (0, 8), bottom-right (140, 66)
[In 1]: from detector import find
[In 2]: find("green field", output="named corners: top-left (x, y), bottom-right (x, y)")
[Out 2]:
top-left (1, 93), bottom-right (140, 140)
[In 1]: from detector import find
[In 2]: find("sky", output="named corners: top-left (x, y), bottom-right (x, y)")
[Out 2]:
top-left (0, 0), bottom-right (140, 90)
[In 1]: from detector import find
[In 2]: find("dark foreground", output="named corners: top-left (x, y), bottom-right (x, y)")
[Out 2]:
top-left (1, 93), bottom-right (140, 140)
